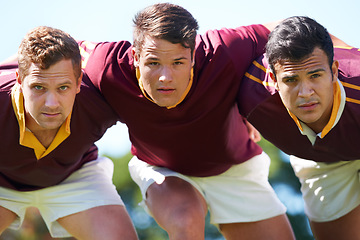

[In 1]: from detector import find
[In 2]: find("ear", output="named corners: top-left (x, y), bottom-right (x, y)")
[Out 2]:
top-left (16, 70), bottom-right (22, 85)
top-left (269, 71), bottom-right (279, 91)
top-left (331, 60), bottom-right (339, 82)
top-left (132, 47), bottom-right (139, 68)
top-left (76, 72), bottom-right (83, 94)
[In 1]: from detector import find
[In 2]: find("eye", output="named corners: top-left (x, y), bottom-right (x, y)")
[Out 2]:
top-left (34, 85), bottom-right (44, 90)
top-left (59, 86), bottom-right (69, 91)
top-left (284, 78), bottom-right (296, 83)
top-left (173, 61), bottom-right (183, 65)
top-left (147, 62), bottom-right (160, 66)
top-left (311, 73), bottom-right (321, 79)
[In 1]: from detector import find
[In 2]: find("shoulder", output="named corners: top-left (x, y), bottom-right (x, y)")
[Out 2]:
top-left (0, 69), bottom-right (16, 92)
top-left (336, 47), bottom-right (360, 84)
top-left (197, 24), bottom-right (269, 49)
top-left (336, 48), bottom-right (360, 106)
top-left (81, 40), bottom-right (135, 88)
top-left (80, 40), bottom-right (133, 69)
top-left (194, 25), bottom-right (269, 71)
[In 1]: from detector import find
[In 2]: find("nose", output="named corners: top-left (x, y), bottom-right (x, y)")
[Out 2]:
top-left (298, 81), bottom-right (314, 97)
top-left (159, 66), bottom-right (173, 82)
top-left (45, 92), bottom-right (60, 108)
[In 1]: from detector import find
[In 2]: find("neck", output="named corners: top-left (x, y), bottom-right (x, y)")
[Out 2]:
top-left (25, 116), bottom-right (59, 148)
top-left (305, 122), bottom-right (326, 135)
top-left (31, 129), bottom-right (59, 148)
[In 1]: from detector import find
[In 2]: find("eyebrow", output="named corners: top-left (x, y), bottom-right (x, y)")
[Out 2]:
top-left (281, 68), bottom-right (326, 80)
top-left (282, 74), bottom-right (298, 81)
top-left (145, 57), bottom-right (159, 61)
top-left (146, 56), bottom-right (188, 60)
top-left (29, 79), bottom-right (73, 86)
top-left (308, 68), bottom-right (326, 75)
top-left (174, 57), bottom-right (188, 61)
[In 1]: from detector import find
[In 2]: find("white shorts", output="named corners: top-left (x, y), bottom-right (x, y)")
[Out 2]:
top-left (129, 152), bottom-right (286, 224)
top-left (291, 156), bottom-right (360, 222)
top-left (0, 157), bottom-right (124, 238)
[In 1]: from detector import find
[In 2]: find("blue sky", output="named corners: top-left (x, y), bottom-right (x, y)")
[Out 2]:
top-left (2, 0), bottom-right (359, 156)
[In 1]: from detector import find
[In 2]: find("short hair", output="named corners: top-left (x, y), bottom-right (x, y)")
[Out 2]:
top-left (18, 26), bottom-right (81, 79)
top-left (132, 3), bottom-right (199, 59)
top-left (266, 16), bottom-right (334, 75)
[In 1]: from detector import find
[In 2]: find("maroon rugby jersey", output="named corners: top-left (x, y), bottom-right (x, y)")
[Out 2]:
top-left (80, 24), bottom-right (269, 177)
top-left (239, 47), bottom-right (360, 163)
top-left (0, 65), bottom-right (119, 191)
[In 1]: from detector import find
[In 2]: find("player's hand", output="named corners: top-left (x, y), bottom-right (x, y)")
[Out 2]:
top-left (245, 120), bottom-right (261, 142)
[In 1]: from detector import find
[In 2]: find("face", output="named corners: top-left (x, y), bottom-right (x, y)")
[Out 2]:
top-left (272, 47), bottom-right (338, 133)
top-left (133, 36), bottom-right (193, 107)
top-left (17, 59), bottom-right (81, 134)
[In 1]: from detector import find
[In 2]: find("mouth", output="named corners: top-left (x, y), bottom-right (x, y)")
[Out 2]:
top-left (42, 112), bottom-right (61, 118)
top-left (157, 87), bottom-right (175, 95)
top-left (298, 101), bottom-right (318, 111)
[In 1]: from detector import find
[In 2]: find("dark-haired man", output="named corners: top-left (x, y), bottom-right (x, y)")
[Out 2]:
top-left (240, 16), bottom-right (360, 239)
top-left (79, 3), bottom-right (294, 239)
